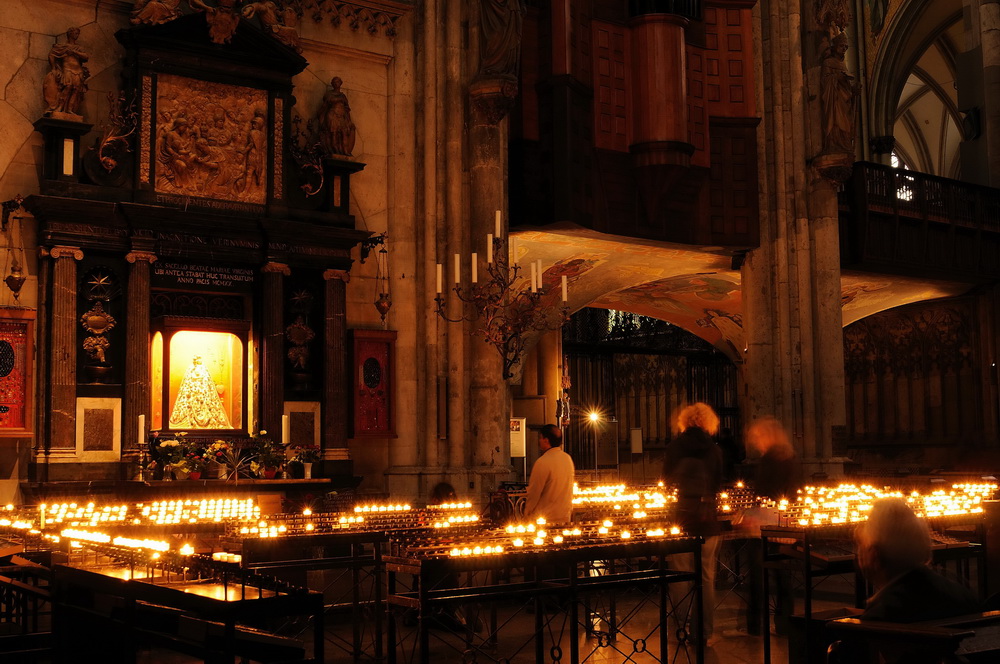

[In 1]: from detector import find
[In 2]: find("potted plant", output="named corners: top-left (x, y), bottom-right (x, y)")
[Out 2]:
top-left (249, 430), bottom-right (286, 479)
top-left (292, 445), bottom-right (321, 479)
top-left (178, 446), bottom-right (210, 480)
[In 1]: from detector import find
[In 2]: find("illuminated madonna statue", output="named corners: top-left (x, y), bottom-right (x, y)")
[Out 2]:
top-left (169, 355), bottom-right (232, 429)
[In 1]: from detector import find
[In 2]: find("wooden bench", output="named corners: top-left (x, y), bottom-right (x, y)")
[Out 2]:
top-left (826, 611), bottom-right (1000, 663)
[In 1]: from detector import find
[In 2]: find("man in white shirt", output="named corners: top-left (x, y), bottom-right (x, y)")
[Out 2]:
top-left (524, 424), bottom-right (575, 523)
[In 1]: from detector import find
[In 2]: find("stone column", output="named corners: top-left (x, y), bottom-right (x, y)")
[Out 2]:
top-left (537, 329), bottom-right (563, 422)
top-left (260, 262), bottom-right (289, 437)
top-left (124, 249), bottom-right (157, 453)
top-left (980, 0), bottom-right (1000, 186)
top-left (745, 0), bottom-right (849, 476)
top-left (48, 246), bottom-right (83, 450)
top-left (323, 269), bottom-right (350, 464)
top-left (468, 101), bottom-right (514, 491)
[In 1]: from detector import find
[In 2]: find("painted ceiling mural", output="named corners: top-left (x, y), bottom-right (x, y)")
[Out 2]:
top-left (513, 225), bottom-right (975, 362)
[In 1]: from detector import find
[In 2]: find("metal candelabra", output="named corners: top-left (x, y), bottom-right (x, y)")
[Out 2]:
top-left (434, 234), bottom-right (569, 380)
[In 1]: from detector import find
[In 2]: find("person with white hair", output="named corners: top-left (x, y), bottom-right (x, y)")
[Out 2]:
top-left (856, 498), bottom-right (979, 622)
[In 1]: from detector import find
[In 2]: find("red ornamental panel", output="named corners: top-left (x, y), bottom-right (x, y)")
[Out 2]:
top-left (350, 329), bottom-right (396, 438)
top-left (0, 321), bottom-right (29, 429)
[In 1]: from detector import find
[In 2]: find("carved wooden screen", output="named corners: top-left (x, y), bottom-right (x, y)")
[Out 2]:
top-left (843, 299), bottom-right (981, 451)
top-left (0, 311), bottom-right (33, 431)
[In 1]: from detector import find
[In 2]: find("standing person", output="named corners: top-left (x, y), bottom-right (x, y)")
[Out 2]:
top-left (742, 416), bottom-right (799, 636)
top-left (663, 402), bottom-right (724, 645)
top-left (523, 424), bottom-right (575, 524)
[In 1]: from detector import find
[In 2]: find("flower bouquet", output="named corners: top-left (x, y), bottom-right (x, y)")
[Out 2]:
top-left (292, 445), bottom-right (321, 464)
top-left (290, 445), bottom-right (321, 479)
top-left (249, 430), bottom-right (287, 479)
top-left (206, 439), bottom-right (232, 478)
top-left (176, 450), bottom-right (210, 479)
top-left (151, 432), bottom-right (186, 479)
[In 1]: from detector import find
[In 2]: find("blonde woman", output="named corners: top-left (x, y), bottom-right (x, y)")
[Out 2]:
top-left (663, 402), bottom-right (724, 645)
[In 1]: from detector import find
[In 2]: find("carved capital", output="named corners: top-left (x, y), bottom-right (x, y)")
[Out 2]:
top-left (262, 262), bottom-right (292, 276)
top-left (49, 246), bottom-right (84, 260)
top-left (126, 251), bottom-right (158, 264)
top-left (470, 77), bottom-right (519, 125)
top-left (812, 152), bottom-right (854, 184)
top-left (323, 269), bottom-right (351, 283)
top-left (869, 135), bottom-right (895, 155)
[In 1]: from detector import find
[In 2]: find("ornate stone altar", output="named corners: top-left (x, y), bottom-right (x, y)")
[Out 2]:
top-left (25, 11), bottom-right (369, 481)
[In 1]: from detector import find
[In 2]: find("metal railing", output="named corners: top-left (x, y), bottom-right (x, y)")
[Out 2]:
top-left (842, 162), bottom-right (1000, 279)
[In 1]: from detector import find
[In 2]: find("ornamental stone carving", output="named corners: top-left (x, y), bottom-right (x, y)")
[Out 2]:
top-left (243, 1), bottom-right (303, 52)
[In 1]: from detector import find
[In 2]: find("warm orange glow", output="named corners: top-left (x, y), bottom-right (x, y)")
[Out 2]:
top-left (151, 332), bottom-right (163, 429)
top-left (167, 331), bottom-right (242, 430)
top-left (588, 411), bottom-right (600, 422)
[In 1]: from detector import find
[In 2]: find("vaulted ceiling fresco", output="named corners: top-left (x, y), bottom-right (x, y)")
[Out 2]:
top-left (515, 225), bottom-right (975, 361)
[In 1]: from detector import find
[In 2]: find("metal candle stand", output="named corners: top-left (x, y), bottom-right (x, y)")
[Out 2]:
top-left (385, 535), bottom-right (706, 664)
top-left (433, 233), bottom-right (569, 380)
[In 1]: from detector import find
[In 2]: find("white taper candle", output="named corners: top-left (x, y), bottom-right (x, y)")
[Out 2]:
top-left (495, 210), bottom-right (502, 237)
top-left (282, 414), bottom-right (290, 446)
top-left (530, 262), bottom-right (537, 292)
top-left (138, 414), bottom-right (145, 445)
top-left (436, 264), bottom-right (442, 293)
top-left (561, 275), bottom-right (568, 301)
top-left (486, 234), bottom-right (493, 263)
top-left (471, 253), bottom-right (478, 283)
top-left (454, 253), bottom-right (461, 283)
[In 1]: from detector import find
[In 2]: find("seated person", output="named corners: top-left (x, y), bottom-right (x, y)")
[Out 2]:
top-left (430, 481), bottom-right (457, 505)
top-left (857, 498), bottom-right (980, 623)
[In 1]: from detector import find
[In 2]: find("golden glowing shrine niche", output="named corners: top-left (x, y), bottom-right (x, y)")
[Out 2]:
top-left (151, 330), bottom-right (244, 431)
top-left (154, 74), bottom-right (268, 204)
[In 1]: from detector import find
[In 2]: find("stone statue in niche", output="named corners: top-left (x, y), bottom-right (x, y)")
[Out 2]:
top-left (130, 0), bottom-right (183, 26)
top-left (243, 1), bottom-right (302, 52)
top-left (42, 27), bottom-right (90, 120)
top-left (477, 0), bottom-right (525, 80)
top-left (317, 77), bottom-right (357, 157)
top-left (820, 32), bottom-right (857, 154)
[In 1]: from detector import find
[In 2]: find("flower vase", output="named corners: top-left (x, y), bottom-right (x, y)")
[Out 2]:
top-left (263, 468), bottom-right (278, 480)
top-left (303, 462), bottom-right (313, 479)
top-left (173, 467), bottom-right (190, 480)
top-left (163, 465), bottom-right (174, 481)
top-left (215, 463), bottom-right (228, 480)
top-left (188, 471), bottom-right (202, 480)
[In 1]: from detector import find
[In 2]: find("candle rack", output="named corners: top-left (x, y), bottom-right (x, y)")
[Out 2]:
top-left (434, 233), bottom-right (569, 380)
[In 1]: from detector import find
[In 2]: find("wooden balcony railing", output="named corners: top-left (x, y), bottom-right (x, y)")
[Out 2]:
top-left (840, 162), bottom-right (1000, 280)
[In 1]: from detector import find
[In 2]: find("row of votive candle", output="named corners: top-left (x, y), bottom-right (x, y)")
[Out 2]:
top-left (211, 551), bottom-right (243, 564)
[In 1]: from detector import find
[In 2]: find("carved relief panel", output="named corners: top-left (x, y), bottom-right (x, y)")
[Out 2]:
top-left (154, 74), bottom-right (269, 204)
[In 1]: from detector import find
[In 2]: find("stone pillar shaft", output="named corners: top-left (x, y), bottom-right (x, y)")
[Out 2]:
top-left (124, 250), bottom-right (156, 451)
top-left (323, 269), bottom-right (350, 453)
top-left (260, 263), bottom-right (289, 437)
top-left (469, 115), bottom-right (513, 491)
top-left (49, 246), bottom-right (83, 449)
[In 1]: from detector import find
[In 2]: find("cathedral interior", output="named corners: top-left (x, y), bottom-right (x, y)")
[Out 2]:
top-left (1, 0), bottom-right (1000, 662)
